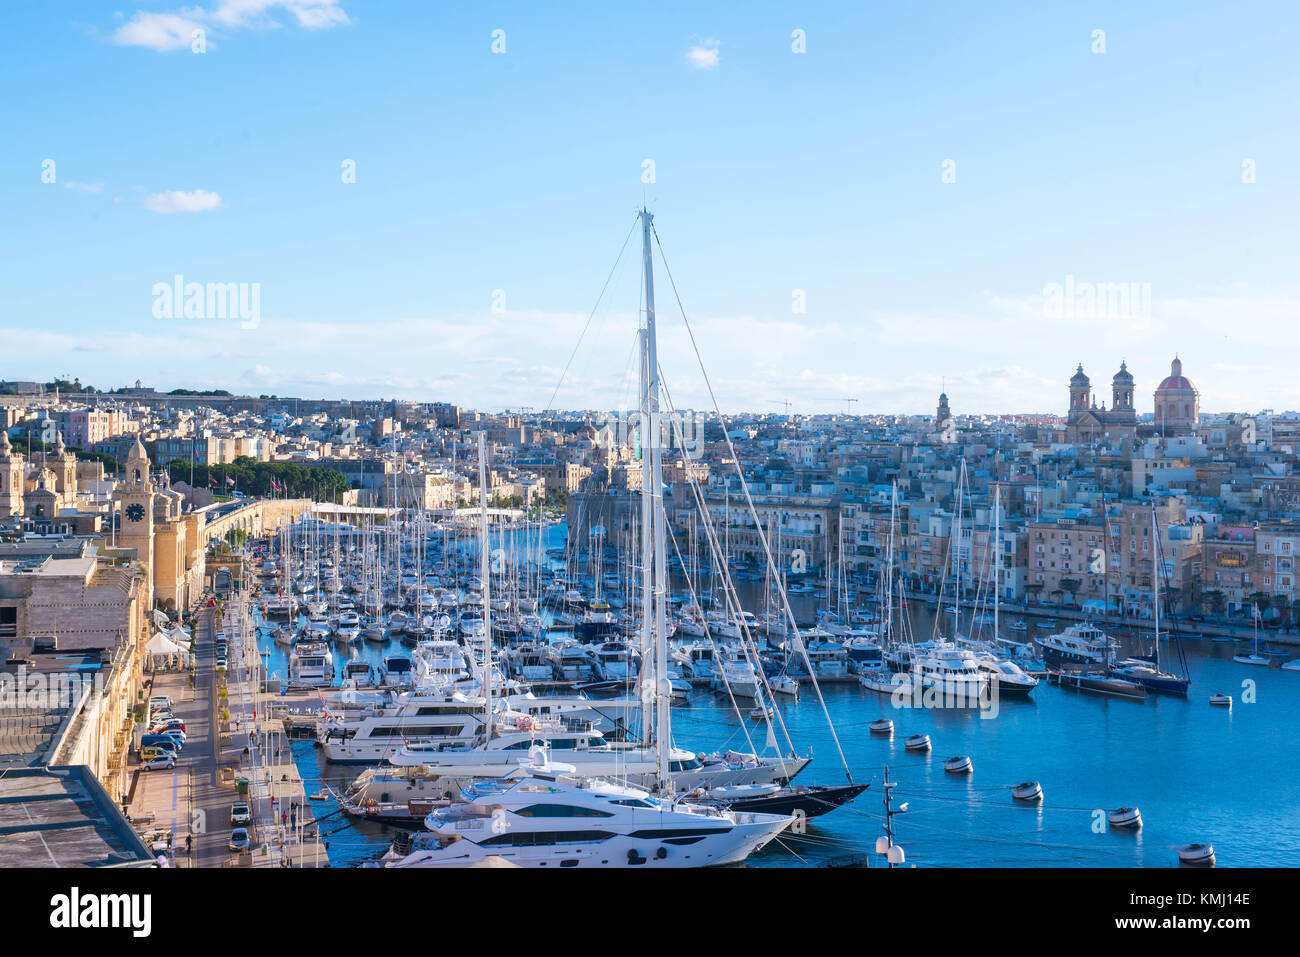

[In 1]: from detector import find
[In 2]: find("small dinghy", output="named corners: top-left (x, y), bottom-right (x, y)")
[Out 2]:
top-left (1012, 781), bottom-right (1043, 802)
top-left (1209, 693), bottom-right (1232, 707)
top-left (1178, 843), bottom-right (1215, 866)
top-left (1108, 806), bottom-right (1142, 828)
top-left (749, 705), bottom-right (774, 720)
top-left (309, 791), bottom-right (328, 801)
top-left (1234, 653), bottom-right (1270, 665)
top-left (1281, 659), bottom-right (1300, 672)
top-left (943, 755), bottom-right (973, 774)
top-left (904, 733), bottom-right (931, 752)
top-left (869, 718), bottom-right (894, 734)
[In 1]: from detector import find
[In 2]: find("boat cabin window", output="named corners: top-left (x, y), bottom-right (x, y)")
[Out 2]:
top-left (479, 829), bottom-right (613, 846)
top-left (367, 725), bottom-right (465, 738)
top-left (512, 804), bottom-right (614, 819)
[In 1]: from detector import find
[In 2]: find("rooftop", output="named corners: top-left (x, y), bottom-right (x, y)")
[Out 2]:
top-left (0, 766), bottom-right (154, 867)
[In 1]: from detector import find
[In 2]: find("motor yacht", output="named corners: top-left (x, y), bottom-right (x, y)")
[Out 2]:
top-left (378, 752), bottom-right (793, 868)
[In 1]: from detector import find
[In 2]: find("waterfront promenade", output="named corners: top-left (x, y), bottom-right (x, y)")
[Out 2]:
top-left (224, 589), bottom-right (327, 867)
top-left (900, 590), bottom-right (1300, 647)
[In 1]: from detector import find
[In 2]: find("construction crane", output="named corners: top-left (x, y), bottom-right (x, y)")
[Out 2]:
top-left (766, 399), bottom-right (792, 415)
top-left (806, 395), bottom-right (860, 415)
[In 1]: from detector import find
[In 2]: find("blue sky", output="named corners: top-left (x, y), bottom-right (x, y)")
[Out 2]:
top-left (2, 1), bottom-right (1297, 414)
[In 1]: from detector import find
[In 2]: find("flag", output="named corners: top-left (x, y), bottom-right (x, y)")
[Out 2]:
top-left (226, 475), bottom-right (236, 487)
top-left (208, 474), bottom-right (217, 487)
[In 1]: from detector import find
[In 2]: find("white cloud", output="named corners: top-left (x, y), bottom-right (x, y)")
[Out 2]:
top-left (112, 2), bottom-right (349, 51)
top-left (9, 285), bottom-right (1300, 415)
top-left (64, 181), bottom-right (104, 193)
top-left (112, 12), bottom-right (205, 52)
top-left (140, 189), bottom-right (223, 214)
top-left (209, 0), bottom-right (351, 29)
top-left (686, 38), bottom-right (720, 70)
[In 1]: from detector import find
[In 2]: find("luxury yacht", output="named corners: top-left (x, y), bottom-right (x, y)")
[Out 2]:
top-left (911, 644), bottom-right (989, 701)
top-left (378, 752), bottom-right (793, 868)
top-left (288, 637), bottom-right (334, 688)
top-left (1036, 621), bottom-right (1119, 667)
top-left (710, 645), bottom-right (763, 699)
top-left (972, 653), bottom-right (1038, 697)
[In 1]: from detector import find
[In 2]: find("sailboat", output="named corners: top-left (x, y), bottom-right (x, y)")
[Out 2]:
top-left (361, 210), bottom-right (808, 796)
top-left (375, 211), bottom-right (800, 868)
top-left (1113, 505), bottom-right (1191, 695)
top-left (1234, 604), bottom-right (1270, 665)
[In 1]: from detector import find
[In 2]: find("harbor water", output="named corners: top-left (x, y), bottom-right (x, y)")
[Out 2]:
top-left (251, 525), bottom-right (1300, 868)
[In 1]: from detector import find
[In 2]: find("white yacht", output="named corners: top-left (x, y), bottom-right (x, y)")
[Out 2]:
top-left (710, 646), bottom-right (762, 699)
top-left (676, 641), bottom-right (718, 680)
top-left (319, 689), bottom-right (487, 763)
top-left (379, 752), bottom-right (792, 868)
top-left (1036, 621), bottom-right (1119, 667)
top-left (383, 730), bottom-right (808, 791)
top-left (288, 638), bottom-right (334, 688)
top-left (911, 644), bottom-right (989, 701)
top-left (972, 653), bottom-right (1038, 697)
top-left (265, 594), bottom-right (298, 619)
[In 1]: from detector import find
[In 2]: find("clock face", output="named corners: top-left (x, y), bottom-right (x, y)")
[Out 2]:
top-left (126, 503), bottom-right (145, 523)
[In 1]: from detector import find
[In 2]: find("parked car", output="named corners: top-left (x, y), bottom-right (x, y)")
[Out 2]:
top-left (149, 695), bottom-right (173, 710)
top-left (216, 657), bottom-right (228, 670)
top-left (139, 746), bottom-right (170, 762)
top-left (230, 803), bottom-right (251, 825)
top-left (152, 719), bottom-right (186, 733)
top-left (141, 754), bottom-right (176, 772)
top-left (229, 827), bottom-right (251, 851)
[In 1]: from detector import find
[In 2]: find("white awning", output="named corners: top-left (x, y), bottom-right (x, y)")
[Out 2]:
top-left (148, 631), bottom-right (185, 655)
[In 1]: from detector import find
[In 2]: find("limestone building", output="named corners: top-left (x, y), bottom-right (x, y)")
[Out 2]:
top-left (1064, 362), bottom-right (1139, 445)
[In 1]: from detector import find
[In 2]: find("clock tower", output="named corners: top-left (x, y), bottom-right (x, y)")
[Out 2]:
top-left (116, 436), bottom-right (156, 598)
top-left (0, 430), bottom-right (23, 519)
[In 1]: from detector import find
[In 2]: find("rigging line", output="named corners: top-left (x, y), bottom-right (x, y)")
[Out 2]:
top-left (656, 377), bottom-right (798, 759)
top-left (544, 213), bottom-right (640, 413)
top-left (651, 223), bottom-right (853, 785)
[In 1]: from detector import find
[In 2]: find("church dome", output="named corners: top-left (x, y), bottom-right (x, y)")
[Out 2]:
top-left (1112, 361), bottom-right (1134, 384)
top-left (1070, 363), bottom-right (1090, 386)
top-left (1156, 357), bottom-right (1197, 393)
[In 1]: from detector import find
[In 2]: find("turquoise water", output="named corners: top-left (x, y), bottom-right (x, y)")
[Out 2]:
top-left (267, 625), bottom-right (1299, 868)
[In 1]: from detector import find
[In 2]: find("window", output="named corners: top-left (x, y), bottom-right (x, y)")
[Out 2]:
top-left (480, 830), bottom-right (613, 846)
top-left (513, 804), bottom-right (613, 818)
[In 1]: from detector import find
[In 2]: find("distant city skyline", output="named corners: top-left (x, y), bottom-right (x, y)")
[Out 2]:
top-left (3, 1), bottom-right (1298, 414)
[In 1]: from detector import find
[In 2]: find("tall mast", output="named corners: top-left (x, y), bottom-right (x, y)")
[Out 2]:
top-left (993, 483), bottom-right (1000, 646)
top-left (1151, 503), bottom-right (1160, 670)
top-left (637, 207), bottom-right (671, 789)
top-left (477, 431), bottom-right (493, 743)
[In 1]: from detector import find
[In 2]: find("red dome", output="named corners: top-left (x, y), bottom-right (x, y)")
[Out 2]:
top-left (1157, 376), bottom-right (1195, 391)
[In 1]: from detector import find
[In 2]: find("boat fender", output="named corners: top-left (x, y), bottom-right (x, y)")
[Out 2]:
top-left (655, 847), bottom-right (667, 860)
